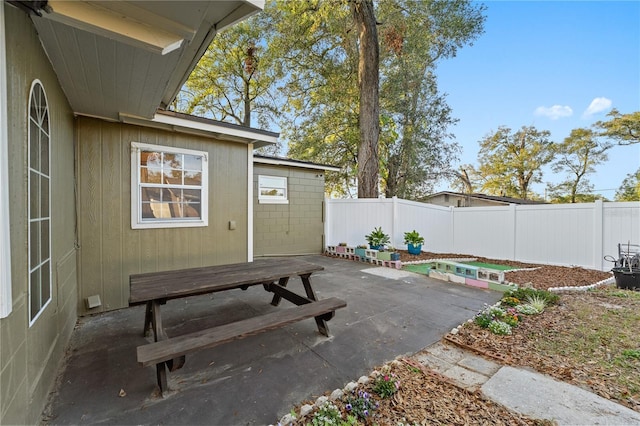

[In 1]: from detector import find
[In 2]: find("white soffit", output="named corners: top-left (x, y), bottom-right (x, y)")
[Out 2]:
top-left (28, 1), bottom-right (262, 121)
top-left (119, 111), bottom-right (278, 148)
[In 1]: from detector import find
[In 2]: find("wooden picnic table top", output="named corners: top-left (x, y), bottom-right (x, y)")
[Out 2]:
top-left (129, 257), bottom-right (324, 306)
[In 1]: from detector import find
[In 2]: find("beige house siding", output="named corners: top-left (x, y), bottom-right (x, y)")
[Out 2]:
top-left (253, 164), bottom-right (325, 256)
top-left (427, 193), bottom-right (502, 208)
top-left (1, 5), bottom-right (78, 425)
top-left (75, 117), bottom-right (250, 315)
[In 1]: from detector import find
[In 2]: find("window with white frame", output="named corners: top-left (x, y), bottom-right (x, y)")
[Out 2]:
top-left (258, 175), bottom-right (288, 203)
top-left (28, 80), bottom-right (52, 325)
top-left (131, 142), bottom-right (208, 229)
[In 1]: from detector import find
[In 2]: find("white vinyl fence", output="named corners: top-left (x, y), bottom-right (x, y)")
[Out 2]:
top-left (324, 198), bottom-right (640, 271)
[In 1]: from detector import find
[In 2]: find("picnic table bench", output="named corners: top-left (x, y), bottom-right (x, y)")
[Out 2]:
top-left (129, 258), bottom-right (346, 394)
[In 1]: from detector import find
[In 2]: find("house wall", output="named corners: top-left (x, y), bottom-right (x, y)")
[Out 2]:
top-left (1, 4), bottom-right (78, 425)
top-left (75, 117), bottom-right (250, 315)
top-left (253, 164), bottom-right (325, 256)
top-left (427, 193), bottom-right (503, 208)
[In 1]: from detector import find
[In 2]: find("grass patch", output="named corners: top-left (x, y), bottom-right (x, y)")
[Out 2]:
top-left (402, 263), bottom-right (433, 275)
top-left (462, 261), bottom-right (516, 271)
top-left (533, 288), bottom-right (640, 401)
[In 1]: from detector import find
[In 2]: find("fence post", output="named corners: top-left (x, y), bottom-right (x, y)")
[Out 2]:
top-left (509, 204), bottom-right (517, 260)
top-left (323, 197), bottom-right (330, 251)
top-left (593, 199), bottom-right (604, 271)
top-left (392, 196), bottom-right (398, 248)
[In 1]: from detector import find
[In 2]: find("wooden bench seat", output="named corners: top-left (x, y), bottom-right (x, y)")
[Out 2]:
top-left (138, 297), bottom-right (347, 367)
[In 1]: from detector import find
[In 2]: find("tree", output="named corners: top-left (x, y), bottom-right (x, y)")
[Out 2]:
top-left (615, 168), bottom-right (640, 201)
top-left (477, 126), bottom-right (555, 199)
top-left (595, 109), bottom-right (640, 145)
top-left (352, 0), bottom-right (380, 198)
top-left (547, 128), bottom-right (610, 203)
top-left (378, 0), bottom-right (484, 199)
top-left (174, 14), bottom-right (280, 131)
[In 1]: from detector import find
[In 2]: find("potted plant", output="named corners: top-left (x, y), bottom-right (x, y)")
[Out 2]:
top-left (404, 230), bottom-right (424, 255)
top-left (365, 227), bottom-right (390, 250)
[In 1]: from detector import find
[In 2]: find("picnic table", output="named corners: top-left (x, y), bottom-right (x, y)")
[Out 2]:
top-left (129, 257), bottom-right (346, 394)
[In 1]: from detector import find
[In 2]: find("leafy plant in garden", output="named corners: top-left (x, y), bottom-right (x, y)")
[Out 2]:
top-left (345, 390), bottom-right (378, 421)
top-left (373, 373), bottom-right (400, 398)
top-left (505, 288), bottom-right (559, 305)
top-left (488, 320), bottom-right (512, 335)
top-left (310, 402), bottom-right (356, 426)
top-left (502, 308), bottom-right (522, 327)
top-left (515, 304), bottom-right (539, 315)
top-left (501, 296), bottom-right (521, 307)
top-left (525, 294), bottom-right (548, 313)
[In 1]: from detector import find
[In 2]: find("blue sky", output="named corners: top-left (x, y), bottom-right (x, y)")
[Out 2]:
top-left (435, 0), bottom-right (640, 199)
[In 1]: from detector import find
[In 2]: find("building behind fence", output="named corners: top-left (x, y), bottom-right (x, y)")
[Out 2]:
top-left (324, 198), bottom-right (640, 272)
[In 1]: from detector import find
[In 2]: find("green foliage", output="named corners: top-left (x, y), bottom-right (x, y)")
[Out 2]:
top-left (621, 349), bottom-right (640, 360)
top-left (365, 227), bottom-right (391, 247)
top-left (345, 390), bottom-right (378, 421)
top-left (547, 128), bottom-right (610, 203)
top-left (501, 296), bottom-right (521, 307)
top-left (505, 287), bottom-right (559, 306)
top-left (373, 374), bottom-right (400, 398)
top-left (476, 125), bottom-right (555, 200)
top-left (615, 168), bottom-right (640, 201)
top-left (488, 320), bottom-right (512, 335)
top-left (310, 402), bottom-right (357, 426)
top-left (595, 109), bottom-right (640, 146)
top-left (403, 230), bottom-right (424, 245)
top-left (515, 304), bottom-right (540, 315)
top-left (525, 294), bottom-right (548, 313)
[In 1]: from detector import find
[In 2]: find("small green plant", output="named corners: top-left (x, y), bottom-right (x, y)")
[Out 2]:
top-left (403, 230), bottom-right (424, 246)
top-left (365, 227), bottom-right (390, 248)
top-left (502, 308), bottom-right (522, 327)
top-left (501, 296), bottom-right (521, 307)
top-left (488, 320), bottom-right (512, 335)
top-left (621, 349), bottom-right (640, 360)
top-left (525, 294), bottom-right (548, 313)
top-left (515, 304), bottom-right (539, 315)
top-left (345, 390), bottom-right (378, 421)
top-left (356, 244), bottom-right (368, 249)
top-left (310, 402), bottom-right (356, 426)
top-left (505, 288), bottom-right (559, 306)
top-left (373, 373), bottom-right (400, 398)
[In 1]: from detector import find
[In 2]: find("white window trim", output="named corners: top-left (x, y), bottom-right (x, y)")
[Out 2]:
top-left (28, 79), bottom-right (52, 326)
top-left (258, 174), bottom-right (288, 204)
top-left (0, 5), bottom-right (12, 319)
top-left (130, 142), bottom-right (208, 229)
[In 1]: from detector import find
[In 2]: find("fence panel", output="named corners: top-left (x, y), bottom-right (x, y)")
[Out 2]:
top-left (395, 199), bottom-right (451, 252)
top-left (324, 197), bottom-right (640, 271)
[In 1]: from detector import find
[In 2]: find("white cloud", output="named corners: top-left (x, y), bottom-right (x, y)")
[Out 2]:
top-left (582, 97), bottom-right (612, 118)
top-left (534, 105), bottom-right (573, 120)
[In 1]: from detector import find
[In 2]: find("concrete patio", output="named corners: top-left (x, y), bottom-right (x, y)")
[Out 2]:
top-left (42, 255), bottom-right (501, 425)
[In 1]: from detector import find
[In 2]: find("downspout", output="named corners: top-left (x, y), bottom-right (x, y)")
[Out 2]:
top-left (247, 144), bottom-right (253, 262)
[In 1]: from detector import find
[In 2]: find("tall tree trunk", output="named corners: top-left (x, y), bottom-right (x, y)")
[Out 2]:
top-left (352, 0), bottom-right (380, 198)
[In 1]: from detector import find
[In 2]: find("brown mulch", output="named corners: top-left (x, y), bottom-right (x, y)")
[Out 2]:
top-left (399, 251), bottom-right (613, 290)
top-left (290, 252), bottom-right (635, 424)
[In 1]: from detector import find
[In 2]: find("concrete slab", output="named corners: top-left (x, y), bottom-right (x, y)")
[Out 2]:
top-left (360, 267), bottom-right (416, 279)
top-left (482, 366), bottom-right (640, 426)
top-left (458, 354), bottom-right (500, 376)
top-left (43, 255), bottom-right (502, 425)
top-left (442, 365), bottom-right (489, 390)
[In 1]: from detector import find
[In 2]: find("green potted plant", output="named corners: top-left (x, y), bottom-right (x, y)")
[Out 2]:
top-left (365, 227), bottom-right (390, 250)
top-left (403, 230), bottom-right (424, 255)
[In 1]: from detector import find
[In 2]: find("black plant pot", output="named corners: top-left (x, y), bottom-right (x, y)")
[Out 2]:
top-left (612, 267), bottom-right (640, 290)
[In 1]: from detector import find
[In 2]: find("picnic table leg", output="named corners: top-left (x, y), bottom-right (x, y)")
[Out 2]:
top-left (300, 274), bottom-right (330, 337)
top-left (149, 300), bottom-right (185, 394)
top-left (270, 277), bottom-right (289, 306)
top-left (143, 302), bottom-right (153, 337)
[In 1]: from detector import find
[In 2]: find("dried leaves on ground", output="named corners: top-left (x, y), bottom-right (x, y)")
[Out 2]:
top-left (287, 252), bottom-right (638, 424)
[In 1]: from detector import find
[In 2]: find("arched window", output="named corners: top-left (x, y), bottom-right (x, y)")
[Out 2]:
top-left (28, 80), bottom-right (51, 325)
